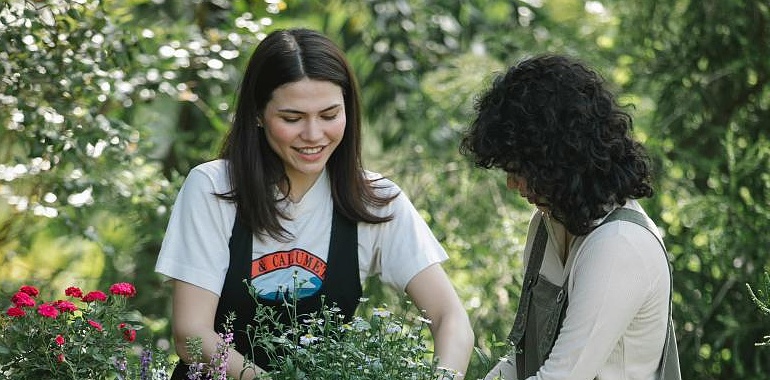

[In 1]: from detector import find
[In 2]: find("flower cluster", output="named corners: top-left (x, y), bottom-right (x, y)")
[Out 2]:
top-left (182, 291), bottom-right (462, 380)
top-left (238, 292), bottom-right (461, 380)
top-left (0, 282), bottom-right (141, 379)
top-left (184, 314), bottom-right (236, 380)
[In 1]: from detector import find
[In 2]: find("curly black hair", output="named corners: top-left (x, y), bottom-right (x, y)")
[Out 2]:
top-left (460, 54), bottom-right (653, 235)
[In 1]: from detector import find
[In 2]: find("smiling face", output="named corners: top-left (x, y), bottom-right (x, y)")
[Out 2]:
top-left (263, 78), bottom-right (346, 200)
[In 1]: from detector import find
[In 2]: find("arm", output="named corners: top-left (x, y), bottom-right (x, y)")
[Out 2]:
top-left (172, 280), bottom-right (267, 379)
top-left (532, 225), bottom-right (667, 379)
top-left (405, 263), bottom-right (474, 378)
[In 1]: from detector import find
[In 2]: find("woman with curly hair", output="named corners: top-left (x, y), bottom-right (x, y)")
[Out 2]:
top-left (461, 55), bottom-right (680, 379)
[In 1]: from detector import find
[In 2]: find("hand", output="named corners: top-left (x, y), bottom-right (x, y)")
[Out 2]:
top-left (435, 366), bottom-right (464, 380)
top-left (483, 356), bottom-right (517, 380)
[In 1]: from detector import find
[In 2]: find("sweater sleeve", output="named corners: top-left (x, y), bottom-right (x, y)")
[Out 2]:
top-left (530, 221), bottom-right (668, 380)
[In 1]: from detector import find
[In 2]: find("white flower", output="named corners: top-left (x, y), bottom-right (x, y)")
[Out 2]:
top-left (385, 322), bottom-right (401, 334)
top-left (351, 317), bottom-right (371, 331)
top-left (299, 334), bottom-right (319, 346)
top-left (414, 315), bottom-right (432, 324)
top-left (372, 307), bottom-right (391, 318)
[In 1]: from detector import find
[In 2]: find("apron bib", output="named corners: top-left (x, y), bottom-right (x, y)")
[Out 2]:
top-left (171, 208), bottom-right (360, 378)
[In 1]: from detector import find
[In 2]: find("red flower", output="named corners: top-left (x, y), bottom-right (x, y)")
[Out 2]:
top-left (6, 306), bottom-right (25, 317)
top-left (119, 322), bottom-right (127, 329)
top-left (52, 300), bottom-right (78, 313)
top-left (11, 292), bottom-right (35, 308)
top-left (122, 328), bottom-right (137, 342)
top-left (37, 303), bottom-right (60, 319)
top-left (19, 285), bottom-right (39, 297)
top-left (55, 334), bottom-right (65, 346)
top-left (109, 282), bottom-right (137, 297)
top-left (81, 291), bottom-right (107, 303)
top-left (87, 319), bottom-right (103, 331)
top-left (56, 353), bottom-right (66, 363)
top-left (64, 286), bottom-right (83, 298)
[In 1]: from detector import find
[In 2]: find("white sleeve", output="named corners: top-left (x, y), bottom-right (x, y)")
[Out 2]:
top-left (154, 166), bottom-right (234, 296)
top-left (531, 222), bottom-right (663, 379)
top-left (370, 189), bottom-right (449, 292)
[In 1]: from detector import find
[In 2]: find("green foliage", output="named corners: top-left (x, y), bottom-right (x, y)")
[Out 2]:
top-left (2, 0), bottom-right (769, 378)
top-left (247, 300), bottom-right (454, 379)
top-left (0, 0), bottom-right (280, 338)
top-left (604, 0), bottom-right (770, 377)
top-left (747, 272), bottom-right (770, 347)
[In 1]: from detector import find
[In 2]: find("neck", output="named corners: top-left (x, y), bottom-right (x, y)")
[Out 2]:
top-left (562, 229), bottom-right (574, 263)
top-left (281, 171), bottom-right (323, 203)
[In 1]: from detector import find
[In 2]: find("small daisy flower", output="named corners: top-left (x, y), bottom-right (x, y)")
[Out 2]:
top-left (299, 334), bottom-right (319, 346)
top-left (372, 307), bottom-right (391, 318)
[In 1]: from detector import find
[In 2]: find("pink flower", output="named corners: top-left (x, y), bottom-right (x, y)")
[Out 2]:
top-left (6, 306), bottom-right (25, 317)
top-left (81, 291), bottom-right (107, 303)
top-left (56, 353), bottom-right (66, 363)
top-left (122, 328), bottom-right (137, 342)
top-left (88, 319), bottom-right (103, 331)
top-left (19, 285), bottom-right (39, 297)
top-left (53, 300), bottom-right (78, 313)
top-left (118, 322), bottom-right (127, 329)
top-left (11, 292), bottom-right (35, 308)
top-left (37, 303), bottom-right (60, 319)
top-left (55, 334), bottom-right (65, 346)
top-left (64, 286), bottom-right (83, 298)
top-left (109, 282), bottom-right (137, 297)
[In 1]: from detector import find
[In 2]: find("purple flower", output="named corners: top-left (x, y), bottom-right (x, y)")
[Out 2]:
top-left (140, 348), bottom-right (152, 380)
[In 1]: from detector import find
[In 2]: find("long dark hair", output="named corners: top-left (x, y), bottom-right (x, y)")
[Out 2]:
top-left (460, 54), bottom-right (653, 235)
top-left (218, 28), bottom-right (395, 241)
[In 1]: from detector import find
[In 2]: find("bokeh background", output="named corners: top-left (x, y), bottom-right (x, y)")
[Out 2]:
top-left (1, 0), bottom-right (769, 378)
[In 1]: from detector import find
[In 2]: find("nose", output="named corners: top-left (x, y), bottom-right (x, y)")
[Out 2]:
top-left (300, 118), bottom-right (323, 141)
top-left (506, 173), bottom-right (521, 191)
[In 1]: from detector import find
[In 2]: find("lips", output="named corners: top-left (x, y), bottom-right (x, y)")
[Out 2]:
top-left (295, 146), bottom-right (324, 155)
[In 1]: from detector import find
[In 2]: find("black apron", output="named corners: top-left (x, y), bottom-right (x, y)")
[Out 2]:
top-left (171, 208), bottom-right (361, 379)
top-left (506, 208), bottom-right (681, 379)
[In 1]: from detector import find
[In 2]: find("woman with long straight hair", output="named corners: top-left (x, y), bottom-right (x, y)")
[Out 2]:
top-left (156, 28), bottom-right (473, 379)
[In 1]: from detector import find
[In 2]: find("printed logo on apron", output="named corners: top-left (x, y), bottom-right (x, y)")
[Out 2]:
top-left (250, 249), bottom-right (327, 301)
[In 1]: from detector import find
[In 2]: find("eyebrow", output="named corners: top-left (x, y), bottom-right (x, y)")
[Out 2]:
top-left (277, 104), bottom-right (342, 114)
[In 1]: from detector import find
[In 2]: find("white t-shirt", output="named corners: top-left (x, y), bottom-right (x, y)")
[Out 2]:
top-left (154, 160), bottom-right (448, 300)
top-left (526, 200), bottom-right (670, 380)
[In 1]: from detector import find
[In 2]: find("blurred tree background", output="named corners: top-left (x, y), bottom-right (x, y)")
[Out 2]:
top-left (1, 0), bottom-right (768, 378)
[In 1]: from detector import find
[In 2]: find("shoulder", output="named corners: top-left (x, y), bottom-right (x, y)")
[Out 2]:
top-left (364, 169), bottom-right (401, 198)
top-left (184, 159), bottom-right (231, 194)
top-left (190, 159), bottom-right (229, 179)
top-left (577, 203), bottom-right (667, 272)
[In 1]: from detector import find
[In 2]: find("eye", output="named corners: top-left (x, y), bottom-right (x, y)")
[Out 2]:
top-left (321, 112), bottom-right (339, 121)
top-left (282, 116), bottom-right (301, 123)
